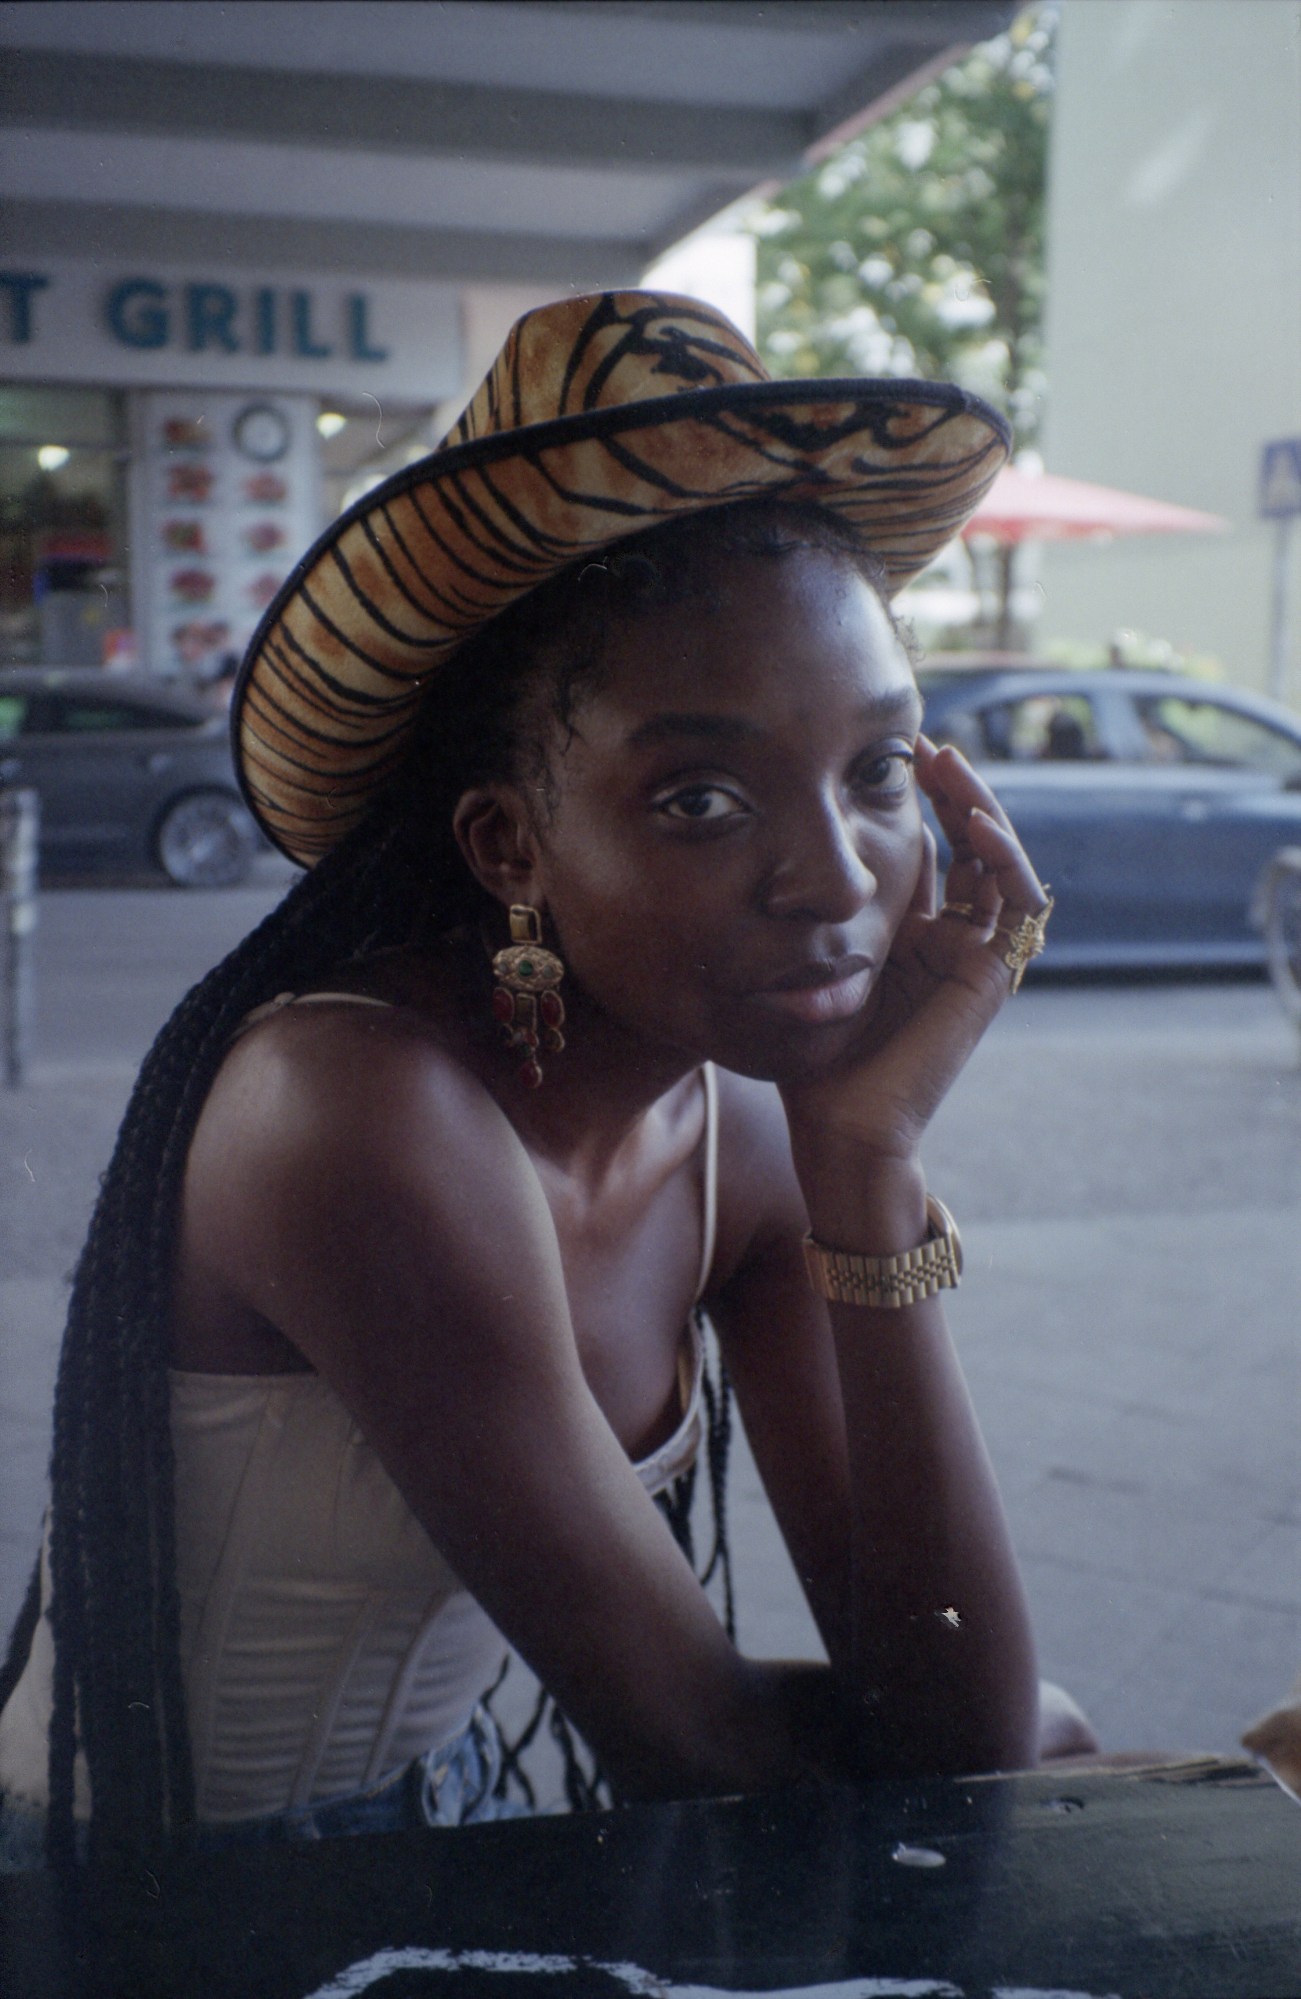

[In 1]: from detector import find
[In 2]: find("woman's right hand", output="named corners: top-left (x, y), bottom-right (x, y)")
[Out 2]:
top-left (779, 737), bottom-right (1051, 1214)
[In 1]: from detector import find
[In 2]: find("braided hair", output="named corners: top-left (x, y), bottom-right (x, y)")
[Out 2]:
top-left (0, 501), bottom-right (897, 1864)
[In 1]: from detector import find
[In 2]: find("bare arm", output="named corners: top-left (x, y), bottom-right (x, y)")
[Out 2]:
top-left (179, 1014), bottom-right (842, 1802)
top-left (709, 740), bottom-right (1050, 1776)
top-left (709, 1081), bottom-right (1037, 1779)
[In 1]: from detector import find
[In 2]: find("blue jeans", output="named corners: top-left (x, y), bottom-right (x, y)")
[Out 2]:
top-left (0, 1703), bottom-right (518, 1871)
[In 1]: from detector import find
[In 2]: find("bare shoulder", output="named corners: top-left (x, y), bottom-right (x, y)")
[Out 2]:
top-left (180, 999), bottom-right (551, 1353)
top-left (192, 999), bottom-right (521, 1206)
top-left (202, 993), bottom-right (507, 1149)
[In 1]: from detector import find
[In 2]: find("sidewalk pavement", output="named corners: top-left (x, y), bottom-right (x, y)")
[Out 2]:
top-left (2, 983), bottom-right (1298, 1806)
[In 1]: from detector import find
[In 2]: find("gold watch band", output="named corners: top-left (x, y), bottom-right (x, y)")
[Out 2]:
top-left (802, 1194), bottom-right (963, 1309)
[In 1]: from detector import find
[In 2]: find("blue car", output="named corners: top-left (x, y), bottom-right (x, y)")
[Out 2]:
top-left (916, 662), bottom-right (1301, 969)
top-left (0, 669), bottom-right (263, 886)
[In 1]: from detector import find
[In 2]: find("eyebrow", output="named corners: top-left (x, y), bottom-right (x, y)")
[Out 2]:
top-left (626, 712), bottom-right (763, 750)
top-left (626, 686), bottom-right (923, 751)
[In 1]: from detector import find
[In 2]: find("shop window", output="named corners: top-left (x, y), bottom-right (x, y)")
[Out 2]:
top-left (0, 387), bottom-right (120, 449)
top-left (0, 387), bottom-right (129, 670)
top-left (49, 698), bottom-right (178, 734)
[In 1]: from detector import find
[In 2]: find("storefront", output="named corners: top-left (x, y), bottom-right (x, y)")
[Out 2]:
top-left (0, 261), bottom-right (462, 682)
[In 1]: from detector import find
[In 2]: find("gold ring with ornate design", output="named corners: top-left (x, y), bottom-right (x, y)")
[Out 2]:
top-left (992, 891), bottom-right (1054, 991)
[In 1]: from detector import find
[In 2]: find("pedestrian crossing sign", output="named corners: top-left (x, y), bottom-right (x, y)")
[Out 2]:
top-left (1259, 438), bottom-right (1301, 519)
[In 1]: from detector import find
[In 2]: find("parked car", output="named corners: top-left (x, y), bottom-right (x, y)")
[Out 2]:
top-left (916, 660), bottom-right (1301, 968)
top-left (0, 669), bottom-right (263, 887)
top-left (1251, 844), bottom-right (1301, 1028)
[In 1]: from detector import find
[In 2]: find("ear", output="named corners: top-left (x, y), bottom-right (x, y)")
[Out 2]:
top-left (453, 786), bottom-right (543, 911)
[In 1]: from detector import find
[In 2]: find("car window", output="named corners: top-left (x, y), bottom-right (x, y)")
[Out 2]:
top-left (1132, 696), bottom-right (1301, 779)
top-left (0, 695), bottom-right (27, 741)
top-left (44, 697), bottom-right (188, 734)
top-left (934, 692), bottom-right (1104, 762)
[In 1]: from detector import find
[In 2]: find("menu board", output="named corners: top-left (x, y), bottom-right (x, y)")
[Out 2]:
top-left (140, 390), bottom-right (320, 681)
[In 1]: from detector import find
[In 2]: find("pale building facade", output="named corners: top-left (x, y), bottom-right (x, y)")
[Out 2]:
top-left (1038, 0), bottom-right (1301, 700)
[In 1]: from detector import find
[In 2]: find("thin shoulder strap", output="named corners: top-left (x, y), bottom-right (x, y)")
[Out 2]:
top-left (694, 1061), bottom-right (719, 1304)
top-left (279, 991), bottom-right (396, 1011)
top-left (231, 989), bottom-right (397, 1041)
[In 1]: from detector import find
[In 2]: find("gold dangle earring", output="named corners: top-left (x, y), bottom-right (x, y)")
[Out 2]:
top-left (491, 905), bottom-right (566, 1090)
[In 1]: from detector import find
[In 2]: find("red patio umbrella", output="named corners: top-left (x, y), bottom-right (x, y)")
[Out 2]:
top-left (962, 465), bottom-right (1230, 544)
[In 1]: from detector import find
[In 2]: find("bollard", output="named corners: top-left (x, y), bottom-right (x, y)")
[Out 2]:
top-left (0, 786), bottom-right (39, 1087)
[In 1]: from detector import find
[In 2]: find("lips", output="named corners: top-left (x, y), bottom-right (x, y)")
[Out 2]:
top-left (749, 955), bottom-right (874, 1024)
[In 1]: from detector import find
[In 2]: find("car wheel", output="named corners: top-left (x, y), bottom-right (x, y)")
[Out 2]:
top-left (1263, 853), bottom-right (1301, 1022)
top-left (155, 789), bottom-right (258, 888)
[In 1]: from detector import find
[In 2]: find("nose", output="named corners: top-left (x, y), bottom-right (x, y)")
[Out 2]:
top-left (759, 793), bottom-right (878, 923)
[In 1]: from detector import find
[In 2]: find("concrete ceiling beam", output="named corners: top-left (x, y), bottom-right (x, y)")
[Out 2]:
top-left (0, 49), bottom-right (808, 179)
top-left (0, 198), bottom-right (649, 286)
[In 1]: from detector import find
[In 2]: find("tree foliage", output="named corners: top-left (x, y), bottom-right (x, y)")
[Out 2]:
top-left (750, 5), bottom-right (1054, 451)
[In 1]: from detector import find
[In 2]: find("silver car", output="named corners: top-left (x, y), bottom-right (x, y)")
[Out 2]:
top-left (0, 669), bottom-right (262, 887)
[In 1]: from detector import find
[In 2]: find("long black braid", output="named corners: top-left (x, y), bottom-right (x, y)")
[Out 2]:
top-left (44, 807), bottom-right (435, 1867)
top-left (0, 501), bottom-right (896, 1863)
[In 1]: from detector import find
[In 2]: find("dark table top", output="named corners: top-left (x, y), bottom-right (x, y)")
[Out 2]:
top-left (3, 1762), bottom-right (1298, 1999)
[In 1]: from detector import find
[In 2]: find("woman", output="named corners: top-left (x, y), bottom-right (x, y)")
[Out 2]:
top-left (0, 292), bottom-right (1074, 1871)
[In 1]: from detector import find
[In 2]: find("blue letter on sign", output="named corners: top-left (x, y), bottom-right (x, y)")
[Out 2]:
top-left (291, 291), bottom-right (332, 359)
top-left (254, 288), bottom-right (276, 355)
top-left (186, 284), bottom-right (240, 353)
top-left (106, 279), bottom-right (169, 349)
top-left (346, 294), bottom-right (388, 363)
top-left (0, 272), bottom-right (50, 344)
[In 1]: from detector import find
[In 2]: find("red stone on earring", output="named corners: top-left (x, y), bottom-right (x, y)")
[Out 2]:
top-left (538, 990), bottom-right (564, 1052)
top-left (491, 905), bottom-right (565, 1088)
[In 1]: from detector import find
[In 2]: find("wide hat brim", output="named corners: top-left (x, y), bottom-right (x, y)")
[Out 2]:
top-left (234, 322), bottom-right (1010, 867)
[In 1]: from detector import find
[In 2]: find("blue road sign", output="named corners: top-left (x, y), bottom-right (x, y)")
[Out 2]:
top-left (1260, 438), bottom-right (1301, 519)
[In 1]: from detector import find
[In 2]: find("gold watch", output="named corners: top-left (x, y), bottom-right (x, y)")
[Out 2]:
top-left (802, 1195), bottom-right (962, 1309)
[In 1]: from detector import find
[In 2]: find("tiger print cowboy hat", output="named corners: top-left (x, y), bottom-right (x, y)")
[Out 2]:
top-left (233, 289), bottom-right (1011, 865)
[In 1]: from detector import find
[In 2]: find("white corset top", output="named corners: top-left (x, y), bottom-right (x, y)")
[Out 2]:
top-left (0, 1048), bottom-right (719, 1825)
top-left (168, 1310), bottom-right (708, 1819)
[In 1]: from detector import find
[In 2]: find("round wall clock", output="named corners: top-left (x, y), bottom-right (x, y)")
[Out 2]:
top-left (232, 402), bottom-right (291, 463)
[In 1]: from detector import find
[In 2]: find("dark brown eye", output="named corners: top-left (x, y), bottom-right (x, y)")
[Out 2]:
top-left (851, 749), bottom-right (915, 801)
top-left (656, 785), bottom-right (747, 822)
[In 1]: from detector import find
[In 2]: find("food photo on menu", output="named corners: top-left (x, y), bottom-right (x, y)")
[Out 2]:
top-left (243, 471), bottom-right (289, 505)
top-left (171, 618), bottom-right (232, 678)
top-left (168, 567), bottom-right (216, 606)
top-left (245, 570), bottom-right (283, 611)
top-left (242, 520), bottom-right (287, 554)
top-left (166, 462), bottom-right (215, 505)
top-left (163, 519), bottom-right (208, 554)
top-left (161, 415), bottom-right (211, 451)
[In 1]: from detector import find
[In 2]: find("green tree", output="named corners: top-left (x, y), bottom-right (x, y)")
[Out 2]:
top-left (749, 5), bottom-right (1054, 639)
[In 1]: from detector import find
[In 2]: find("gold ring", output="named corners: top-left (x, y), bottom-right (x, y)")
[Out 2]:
top-left (992, 891), bottom-right (1054, 992)
top-left (939, 900), bottom-right (983, 924)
